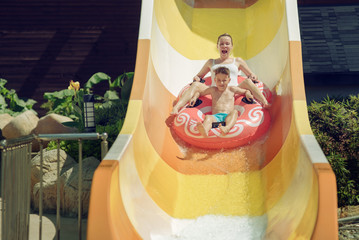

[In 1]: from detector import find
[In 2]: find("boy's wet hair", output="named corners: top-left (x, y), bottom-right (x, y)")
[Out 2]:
top-left (217, 33), bottom-right (233, 45)
top-left (214, 67), bottom-right (230, 76)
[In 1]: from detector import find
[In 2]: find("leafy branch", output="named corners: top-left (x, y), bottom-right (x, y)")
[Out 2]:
top-left (0, 78), bottom-right (37, 116)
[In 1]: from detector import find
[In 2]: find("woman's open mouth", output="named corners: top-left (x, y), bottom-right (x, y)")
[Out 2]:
top-left (221, 50), bottom-right (228, 54)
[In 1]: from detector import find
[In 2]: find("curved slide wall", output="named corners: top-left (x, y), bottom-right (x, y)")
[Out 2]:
top-left (87, 0), bottom-right (338, 239)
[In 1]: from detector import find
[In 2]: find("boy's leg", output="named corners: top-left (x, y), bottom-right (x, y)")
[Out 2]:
top-left (171, 82), bottom-right (208, 114)
top-left (197, 115), bottom-right (216, 137)
top-left (238, 78), bottom-right (270, 108)
top-left (219, 110), bottom-right (238, 135)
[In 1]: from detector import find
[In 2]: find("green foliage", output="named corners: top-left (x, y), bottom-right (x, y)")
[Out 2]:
top-left (46, 100), bottom-right (128, 161)
top-left (43, 88), bottom-right (85, 131)
top-left (84, 72), bottom-right (112, 90)
top-left (41, 72), bottom-right (133, 117)
top-left (308, 94), bottom-right (359, 207)
top-left (43, 72), bottom-right (133, 162)
top-left (84, 71), bottom-right (134, 101)
top-left (43, 89), bottom-right (75, 116)
top-left (47, 139), bottom-right (102, 162)
top-left (0, 78), bottom-right (37, 116)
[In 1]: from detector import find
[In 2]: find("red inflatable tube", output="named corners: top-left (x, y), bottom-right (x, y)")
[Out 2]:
top-left (172, 77), bottom-right (272, 149)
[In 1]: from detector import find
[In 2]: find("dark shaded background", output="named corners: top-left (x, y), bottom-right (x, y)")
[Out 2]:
top-left (0, 0), bottom-right (358, 116)
top-left (0, 0), bottom-right (141, 116)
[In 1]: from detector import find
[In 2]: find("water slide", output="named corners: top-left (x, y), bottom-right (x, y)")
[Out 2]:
top-left (87, 0), bottom-right (338, 239)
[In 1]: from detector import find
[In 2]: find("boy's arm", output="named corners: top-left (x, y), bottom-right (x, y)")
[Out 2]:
top-left (243, 90), bottom-right (254, 101)
top-left (189, 87), bottom-right (213, 106)
top-left (189, 91), bottom-right (200, 106)
top-left (232, 86), bottom-right (254, 101)
top-left (199, 87), bottom-right (213, 97)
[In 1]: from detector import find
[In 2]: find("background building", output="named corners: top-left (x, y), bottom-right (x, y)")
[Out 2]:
top-left (0, 0), bottom-right (358, 115)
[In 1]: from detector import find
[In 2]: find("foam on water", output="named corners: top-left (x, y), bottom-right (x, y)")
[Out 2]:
top-left (150, 214), bottom-right (268, 240)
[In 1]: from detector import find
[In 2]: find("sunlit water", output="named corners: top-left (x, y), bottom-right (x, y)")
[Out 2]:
top-left (160, 131), bottom-right (269, 240)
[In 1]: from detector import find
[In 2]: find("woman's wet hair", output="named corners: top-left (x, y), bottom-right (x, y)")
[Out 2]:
top-left (217, 33), bottom-right (233, 45)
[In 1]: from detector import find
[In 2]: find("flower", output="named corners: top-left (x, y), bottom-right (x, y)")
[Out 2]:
top-left (68, 80), bottom-right (80, 91)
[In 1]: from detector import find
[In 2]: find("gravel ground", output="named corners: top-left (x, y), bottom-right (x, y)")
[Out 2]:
top-left (338, 206), bottom-right (359, 240)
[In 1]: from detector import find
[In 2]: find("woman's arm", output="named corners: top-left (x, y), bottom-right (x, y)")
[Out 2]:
top-left (236, 57), bottom-right (258, 81)
top-left (231, 86), bottom-right (247, 95)
top-left (193, 59), bottom-right (212, 82)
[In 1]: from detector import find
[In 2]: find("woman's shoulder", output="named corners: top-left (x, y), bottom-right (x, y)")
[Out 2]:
top-left (234, 57), bottom-right (247, 64)
top-left (234, 57), bottom-right (244, 62)
top-left (203, 59), bottom-right (214, 68)
top-left (206, 58), bottom-right (215, 64)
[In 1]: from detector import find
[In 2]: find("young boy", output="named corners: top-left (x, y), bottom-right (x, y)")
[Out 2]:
top-left (189, 66), bottom-right (254, 137)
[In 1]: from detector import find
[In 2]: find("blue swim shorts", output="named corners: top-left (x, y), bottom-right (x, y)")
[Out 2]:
top-left (213, 113), bottom-right (228, 122)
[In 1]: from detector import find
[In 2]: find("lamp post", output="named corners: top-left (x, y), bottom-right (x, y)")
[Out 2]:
top-left (83, 94), bottom-right (96, 132)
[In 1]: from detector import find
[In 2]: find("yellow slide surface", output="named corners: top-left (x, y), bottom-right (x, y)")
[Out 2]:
top-left (87, 0), bottom-right (338, 239)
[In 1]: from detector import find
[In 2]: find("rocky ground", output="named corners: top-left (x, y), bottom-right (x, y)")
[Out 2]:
top-left (338, 205), bottom-right (359, 240)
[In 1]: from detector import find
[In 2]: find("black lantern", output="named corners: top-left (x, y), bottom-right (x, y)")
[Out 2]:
top-left (83, 94), bottom-right (96, 132)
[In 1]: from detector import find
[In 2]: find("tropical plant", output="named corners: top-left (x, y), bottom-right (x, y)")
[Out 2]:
top-left (84, 71), bottom-right (134, 101)
top-left (41, 72), bottom-right (133, 116)
top-left (44, 72), bottom-right (133, 161)
top-left (0, 78), bottom-right (37, 116)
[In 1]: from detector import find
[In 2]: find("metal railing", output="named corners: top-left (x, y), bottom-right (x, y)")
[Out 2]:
top-left (1, 135), bottom-right (33, 240)
top-left (0, 132), bottom-right (108, 240)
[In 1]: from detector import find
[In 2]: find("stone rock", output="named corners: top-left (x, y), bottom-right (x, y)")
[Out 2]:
top-left (31, 149), bottom-right (77, 212)
top-left (0, 113), bottom-right (13, 129)
top-left (31, 113), bottom-right (78, 151)
top-left (31, 150), bottom-right (100, 217)
top-left (32, 113), bottom-right (77, 135)
top-left (62, 157), bottom-right (100, 217)
top-left (2, 110), bottom-right (38, 139)
top-left (32, 172), bottom-right (61, 213)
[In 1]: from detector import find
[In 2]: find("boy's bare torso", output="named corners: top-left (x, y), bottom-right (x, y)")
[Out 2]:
top-left (208, 86), bottom-right (236, 114)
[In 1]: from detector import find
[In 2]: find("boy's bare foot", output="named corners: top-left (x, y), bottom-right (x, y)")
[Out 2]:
top-left (219, 124), bottom-right (230, 136)
top-left (196, 122), bottom-right (208, 137)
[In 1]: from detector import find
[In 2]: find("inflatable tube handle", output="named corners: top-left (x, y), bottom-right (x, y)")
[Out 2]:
top-left (186, 99), bottom-right (203, 108)
top-left (212, 121), bottom-right (226, 128)
top-left (242, 98), bottom-right (256, 104)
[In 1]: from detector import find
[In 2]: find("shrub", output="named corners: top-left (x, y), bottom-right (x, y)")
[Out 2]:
top-left (0, 78), bottom-right (37, 116)
top-left (308, 94), bottom-right (359, 207)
